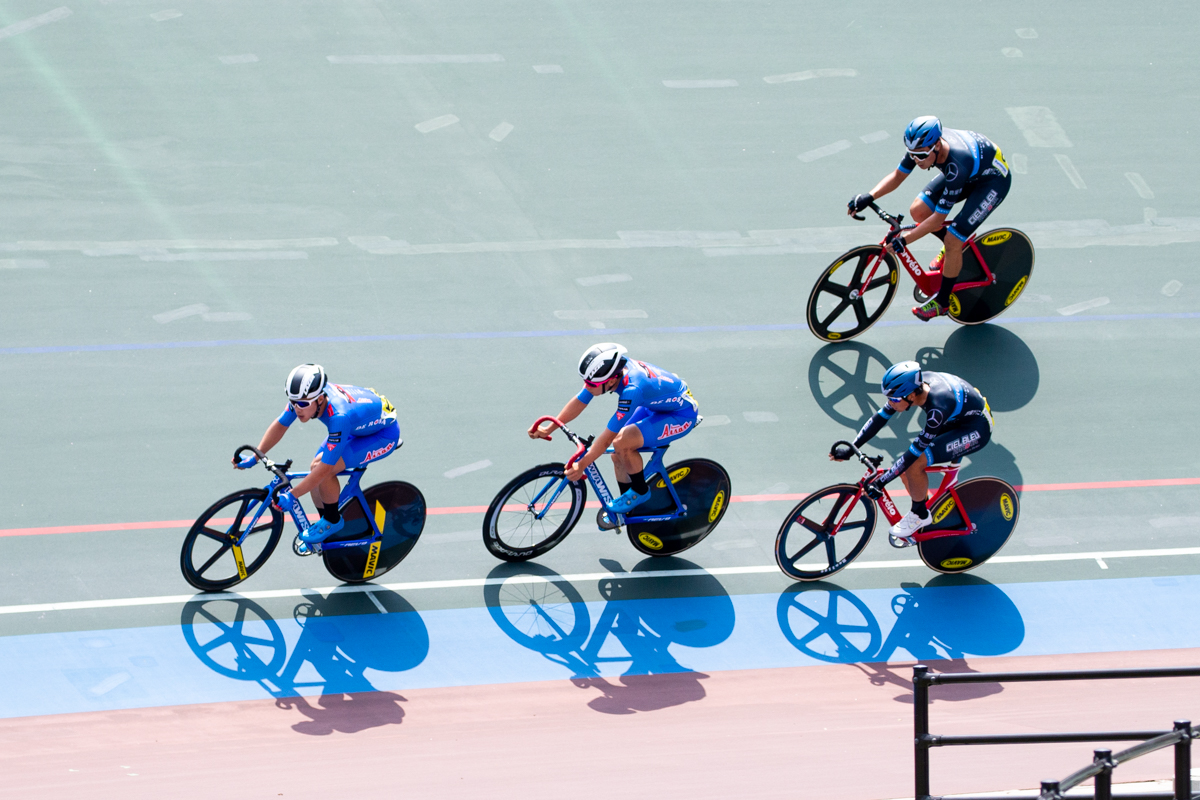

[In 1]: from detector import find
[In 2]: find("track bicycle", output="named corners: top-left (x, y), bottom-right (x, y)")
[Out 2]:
top-left (774, 440), bottom-right (1018, 581)
top-left (482, 416), bottom-right (731, 562)
top-left (806, 202), bottom-right (1035, 342)
top-left (180, 444), bottom-right (426, 591)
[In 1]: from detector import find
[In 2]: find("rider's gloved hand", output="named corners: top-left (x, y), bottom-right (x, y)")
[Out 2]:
top-left (829, 443), bottom-right (854, 462)
top-left (861, 477), bottom-right (884, 500)
top-left (272, 489), bottom-right (296, 513)
top-left (884, 228), bottom-right (908, 254)
top-left (848, 193), bottom-right (874, 215)
top-left (233, 454), bottom-right (258, 470)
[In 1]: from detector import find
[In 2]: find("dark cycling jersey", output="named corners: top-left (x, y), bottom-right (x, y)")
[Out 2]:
top-left (277, 383), bottom-right (397, 465)
top-left (853, 372), bottom-right (991, 485)
top-left (576, 360), bottom-right (697, 434)
top-left (898, 129), bottom-right (1010, 217)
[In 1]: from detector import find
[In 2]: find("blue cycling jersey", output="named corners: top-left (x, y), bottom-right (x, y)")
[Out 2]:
top-left (278, 383), bottom-right (397, 465)
top-left (898, 128), bottom-right (1009, 216)
top-left (575, 360), bottom-right (696, 433)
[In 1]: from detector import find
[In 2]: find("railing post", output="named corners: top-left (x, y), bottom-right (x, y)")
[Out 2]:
top-left (1040, 779), bottom-right (1061, 800)
top-left (1093, 749), bottom-right (1113, 800)
top-left (1173, 720), bottom-right (1191, 800)
top-left (914, 664), bottom-right (931, 800)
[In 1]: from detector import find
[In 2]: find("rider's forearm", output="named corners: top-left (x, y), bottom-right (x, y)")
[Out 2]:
top-left (852, 410), bottom-right (891, 449)
top-left (580, 428), bottom-right (618, 468)
top-left (869, 170), bottom-right (906, 200)
top-left (552, 397), bottom-right (587, 427)
top-left (257, 421), bottom-right (287, 454)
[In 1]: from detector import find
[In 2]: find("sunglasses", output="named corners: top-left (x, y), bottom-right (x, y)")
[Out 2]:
top-left (290, 397), bottom-right (321, 409)
top-left (907, 148), bottom-right (936, 161)
top-left (583, 377), bottom-right (610, 389)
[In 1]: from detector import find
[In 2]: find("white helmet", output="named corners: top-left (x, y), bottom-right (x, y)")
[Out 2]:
top-left (578, 343), bottom-right (628, 385)
top-left (285, 363), bottom-right (327, 401)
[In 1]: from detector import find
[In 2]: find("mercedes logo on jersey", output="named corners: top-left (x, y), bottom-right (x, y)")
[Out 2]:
top-left (927, 408), bottom-right (944, 427)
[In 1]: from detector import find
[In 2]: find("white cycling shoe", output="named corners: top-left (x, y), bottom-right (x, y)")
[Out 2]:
top-left (888, 511), bottom-right (931, 548)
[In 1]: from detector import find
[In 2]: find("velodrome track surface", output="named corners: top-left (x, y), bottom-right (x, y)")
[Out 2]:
top-left (2, 1), bottom-right (1199, 797)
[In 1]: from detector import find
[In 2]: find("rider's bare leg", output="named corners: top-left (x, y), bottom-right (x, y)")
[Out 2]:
top-left (612, 425), bottom-right (647, 493)
top-left (898, 454), bottom-right (930, 510)
top-left (308, 455), bottom-right (343, 516)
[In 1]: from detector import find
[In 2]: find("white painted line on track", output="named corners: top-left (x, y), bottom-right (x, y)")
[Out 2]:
top-left (663, 79), bottom-right (738, 88)
top-left (150, 10), bottom-right (182, 21)
top-left (1002, 48), bottom-right (1023, 57)
top-left (4, 238), bottom-right (336, 254)
top-left (1057, 297), bottom-right (1110, 315)
top-left (860, 131), bottom-right (889, 144)
top-left (0, 258), bottom-right (47, 269)
top-left (1006, 106), bottom-right (1073, 147)
top-left (533, 64), bottom-right (562, 73)
top-left (0, 6), bottom-right (71, 41)
top-left (443, 459), bottom-right (492, 479)
top-left (798, 140), bottom-right (851, 162)
top-left (6, 546), bottom-right (1200, 617)
top-left (201, 312), bottom-right (252, 322)
top-left (329, 55), bottom-right (503, 64)
top-left (141, 251), bottom-right (307, 261)
top-left (153, 303), bottom-right (208, 324)
top-left (763, 68), bottom-right (856, 84)
top-left (743, 411), bottom-right (779, 423)
top-left (576, 273), bottom-right (632, 286)
top-left (1016, 28), bottom-right (1038, 38)
top-left (701, 415), bottom-right (731, 426)
top-left (415, 114), bottom-right (459, 133)
top-left (1125, 172), bottom-right (1155, 199)
top-left (554, 309), bottom-right (647, 320)
top-left (1096, 558), bottom-right (1109, 570)
top-left (590, 321), bottom-right (605, 329)
top-left (218, 54), bottom-right (258, 65)
top-left (1162, 280), bottom-right (1183, 297)
top-left (1009, 153), bottom-right (1028, 174)
top-left (89, 672), bottom-right (131, 696)
top-left (488, 122), bottom-right (513, 142)
top-left (1054, 154), bottom-right (1087, 189)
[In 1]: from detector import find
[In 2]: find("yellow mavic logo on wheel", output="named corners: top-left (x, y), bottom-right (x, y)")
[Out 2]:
top-left (638, 533), bottom-right (664, 550)
top-left (655, 467), bottom-right (691, 489)
top-left (1000, 493), bottom-right (1014, 521)
top-left (232, 544), bottom-right (248, 580)
top-left (948, 294), bottom-right (961, 317)
top-left (827, 332), bottom-right (841, 339)
top-left (1005, 276), bottom-right (1027, 307)
top-left (940, 557), bottom-right (973, 569)
top-left (708, 490), bottom-right (726, 523)
top-left (982, 231), bottom-right (1011, 246)
top-left (363, 541), bottom-right (381, 578)
top-left (932, 498), bottom-right (956, 524)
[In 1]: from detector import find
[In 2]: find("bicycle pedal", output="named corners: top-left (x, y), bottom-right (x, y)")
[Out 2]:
top-left (293, 536), bottom-right (318, 557)
top-left (596, 508), bottom-right (623, 531)
top-left (888, 533), bottom-right (917, 549)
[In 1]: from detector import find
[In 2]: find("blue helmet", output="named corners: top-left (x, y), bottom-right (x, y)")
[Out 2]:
top-left (903, 116), bottom-right (942, 150)
top-left (881, 361), bottom-right (923, 401)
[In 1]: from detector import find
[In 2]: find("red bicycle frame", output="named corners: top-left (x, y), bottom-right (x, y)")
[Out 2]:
top-left (832, 459), bottom-right (978, 543)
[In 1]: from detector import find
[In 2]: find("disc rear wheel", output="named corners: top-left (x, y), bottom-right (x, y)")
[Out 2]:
top-left (948, 229), bottom-right (1035, 325)
top-left (919, 477), bottom-right (1019, 574)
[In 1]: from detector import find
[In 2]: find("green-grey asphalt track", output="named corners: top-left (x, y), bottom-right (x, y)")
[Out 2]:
top-left (1, 0), bottom-right (1198, 634)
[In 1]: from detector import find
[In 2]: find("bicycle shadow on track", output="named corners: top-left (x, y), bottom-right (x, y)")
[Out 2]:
top-left (483, 558), bottom-right (735, 715)
top-left (776, 574), bottom-right (1024, 703)
top-left (180, 589), bottom-right (429, 735)
top-left (807, 338), bottom-right (1028, 491)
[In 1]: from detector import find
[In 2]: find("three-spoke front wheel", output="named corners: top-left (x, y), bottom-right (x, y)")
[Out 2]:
top-left (483, 463), bottom-right (586, 562)
top-left (180, 488), bottom-right (284, 591)
top-left (806, 245), bottom-right (899, 342)
top-left (774, 484), bottom-right (877, 581)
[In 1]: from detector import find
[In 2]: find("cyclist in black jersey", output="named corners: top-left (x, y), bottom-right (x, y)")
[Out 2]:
top-left (832, 361), bottom-right (994, 545)
top-left (847, 116), bottom-right (1012, 321)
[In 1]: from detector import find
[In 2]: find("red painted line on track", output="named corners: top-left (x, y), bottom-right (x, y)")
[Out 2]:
top-left (2, 477), bottom-right (1197, 539)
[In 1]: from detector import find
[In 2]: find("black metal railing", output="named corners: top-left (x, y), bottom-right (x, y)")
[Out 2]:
top-left (912, 663), bottom-right (1200, 800)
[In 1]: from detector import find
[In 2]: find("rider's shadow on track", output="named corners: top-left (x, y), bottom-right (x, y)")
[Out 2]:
top-left (483, 558), bottom-right (735, 715)
top-left (181, 590), bottom-right (429, 735)
top-left (807, 328), bottom-right (1037, 491)
top-left (777, 574), bottom-right (1025, 702)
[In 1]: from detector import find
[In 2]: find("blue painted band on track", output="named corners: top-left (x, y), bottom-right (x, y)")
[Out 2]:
top-left (3, 311), bottom-right (1198, 356)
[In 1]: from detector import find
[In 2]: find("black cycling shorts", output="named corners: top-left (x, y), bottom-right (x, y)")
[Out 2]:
top-left (920, 413), bottom-right (993, 465)
top-left (919, 172), bottom-right (1012, 242)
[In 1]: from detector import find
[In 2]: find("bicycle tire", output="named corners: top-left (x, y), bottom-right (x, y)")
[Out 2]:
top-left (947, 229), bottom-right (1035, 325)
top-left (774, 484), bottom-right (877, 581)
top-left (321, 481), bottom-right (427, 584)
top-left (180, 487), bottom-right (284, 592)
top-left (918, 477), bottom-right (1019, 574)
top-left (483, 564), bottom-right (590, 655)
top-left (483, 463), bottom-right (586, 562)
top-left (806, 245), bottom-right (899, 342)
top-left (626, 458), bottom-right (731, 556)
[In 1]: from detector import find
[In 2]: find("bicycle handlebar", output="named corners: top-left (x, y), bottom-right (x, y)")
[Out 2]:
top-left (531, 416), bottom-right (592, 472)
top-left (831, 440), bottom-right (884, 472)
top-left (233, 444), bottom-right (293, 482)
top-left (851, 201), bottom-right (905, 230)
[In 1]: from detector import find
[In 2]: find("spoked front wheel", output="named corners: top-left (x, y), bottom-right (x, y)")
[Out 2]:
top-left (806, 245), bottom-right (900, 342)
top-left (774, 484), bottom-right (877, 581)
top-left (483, 463), bottom-right (587, 562)
top-left (180, 488), bottom-right (284, 591)
top-left (919, 477), bottom-right (1019, 574)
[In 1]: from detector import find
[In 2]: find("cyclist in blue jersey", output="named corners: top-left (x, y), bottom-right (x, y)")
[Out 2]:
top-left (529, 343), bottom-right (700, 514)
top-left (832, 361), bottom-right (993, 544)
top-left (848, 116), bottom-right (1012, 321)
top-left (234, 364), bottom-right (401, 545)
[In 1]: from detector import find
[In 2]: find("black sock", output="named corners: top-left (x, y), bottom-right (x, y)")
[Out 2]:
top-left (321, 503), bottom-right (341, 524)
top-left (911, 499), bottom-right (928, 519)
top-left (628, 470), bottom-right (648, 495)
top-left (935, 277), bottom-right (954, 308)
top-left (617, 481), bottom-right (632, 496)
